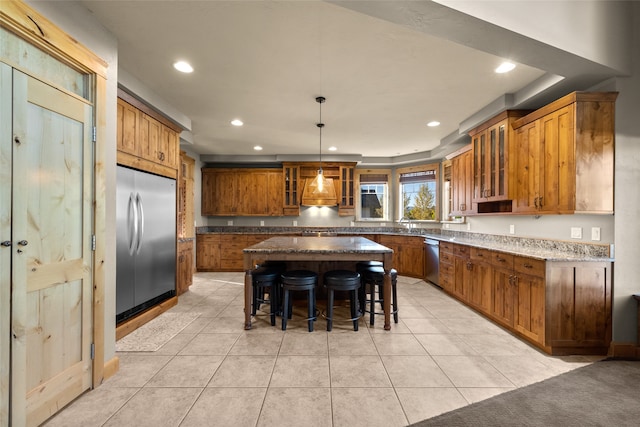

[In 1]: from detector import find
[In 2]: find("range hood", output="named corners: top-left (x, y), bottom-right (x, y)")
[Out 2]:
top-left (301, 174), bottom-right (338, 207)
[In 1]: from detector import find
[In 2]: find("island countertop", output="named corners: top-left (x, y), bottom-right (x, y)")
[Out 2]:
top-left (243, 235), bottom-right (393, 256)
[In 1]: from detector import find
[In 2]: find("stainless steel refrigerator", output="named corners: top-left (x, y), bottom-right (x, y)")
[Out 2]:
top-left (116, 165), bottom-right (176, 323)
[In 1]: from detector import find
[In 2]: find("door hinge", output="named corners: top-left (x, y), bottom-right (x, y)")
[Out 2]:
top-left (91, 235), bottom-right (96, 251)
top-left (92, 126), bottom-right (97, 143)
top-left (90, 343), bottom-right (95, 360)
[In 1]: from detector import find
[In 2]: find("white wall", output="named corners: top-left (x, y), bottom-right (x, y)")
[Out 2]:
top-left (610, 2), bottom-right (640, 344)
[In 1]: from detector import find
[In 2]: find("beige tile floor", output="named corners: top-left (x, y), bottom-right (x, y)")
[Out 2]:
top-left (46, 272), bottom-right (603, 427)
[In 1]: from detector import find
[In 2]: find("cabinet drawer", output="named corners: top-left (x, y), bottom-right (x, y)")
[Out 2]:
top-left (453, 244), bottom-right (470, 258)
top-left (220, 259), bottom-right (244, 270)
top-left (491, 252), bottom-right (514, 268)
top-left (470, 247), bottom-right (492, 262)
top-left (440, 274), bottom-right (453, 290)
top-left (440, 250), bottom-right (454, 265)
top-left (440, 241), bottom-right (454, 252)
top-left (514, 256), bottom-right (545, 278)
top-left (440, 263), bottom-right (455, 277)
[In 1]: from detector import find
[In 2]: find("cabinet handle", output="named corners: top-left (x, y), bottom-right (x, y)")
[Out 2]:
top-left (523, 263), bottom-right (533, 269)
top-left (497, 257), bottom-right (506, 262)
top-left (534, 197), bottom-right (539, 208)
top-left (466, 261), bottom-right (472, 271)
top-left (538, 196), bottom-right (543, 208)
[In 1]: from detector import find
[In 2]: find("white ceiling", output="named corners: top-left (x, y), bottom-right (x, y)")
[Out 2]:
top-left (81, 1), bottom-right (557, 163)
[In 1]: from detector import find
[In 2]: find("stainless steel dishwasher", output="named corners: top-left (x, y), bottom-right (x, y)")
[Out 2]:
top-left (424, 239), bottom-right (440, 286)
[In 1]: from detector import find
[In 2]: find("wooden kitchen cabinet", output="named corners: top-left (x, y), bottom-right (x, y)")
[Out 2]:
top-left (470, 111), bottom-right (526, 205)
top-left (452, 244), bottom-right (471, 300)
top-left (219, 234), bottom-right (247, 271)
top-left (513, 256), bottom-right (546, 343)
top-left (450, 146), bottom-right (475, 216)
top-left (339, 164), bottom-right (356, 216)
top-left (195, 234), bottom-right (220, 271)
top-left (377, 235), bottom-right (424, 278)
top-left (283, 163), bottom-right (300, 216)
top-left (512, 92), bottom-right (617, 214)
top-left (201, 168), bottom-right (284, 216)
top-left (439, 241), bottom-right (455, 293)
top-left (116, 97), bottom-right (140, 156)
top-left (117, 94), bottom-right (182, 175)
top-left (490, 252), bottom-right (516, 327)
top-left (177, 240), bottom-right (194, 295)
top-left (469, 247), bottom-right (492, 313)
top-left (439, 241), bottom-right (611, 355)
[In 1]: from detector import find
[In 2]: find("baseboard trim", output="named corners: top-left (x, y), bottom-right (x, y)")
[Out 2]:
top-left (103, 356), bottom-right (119, 381)
top-left (115, 296), bottom-right (178, 340)
top-left (607, 342), bottom-right (640, 360)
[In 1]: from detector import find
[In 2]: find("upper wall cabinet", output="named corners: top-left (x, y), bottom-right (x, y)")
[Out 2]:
top-left (450, 145), bottom-right (475, 217)
top-left (116, 92), bottom-right (182, 178)
top-left (511, 92), bottom-right (618, 214)
top-left (469, 110), bottom-right (528, 209)
top-left (201, 168), bottom-right (284, 216)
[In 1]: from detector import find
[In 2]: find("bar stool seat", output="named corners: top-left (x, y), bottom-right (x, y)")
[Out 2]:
top-left (281, 270), bottom-right (318, 332)
top-left (251, 268), bottom-right (281, 326)
top-left (359, 266), bottom-right (399, 325)
top-left (324, 270), bottom-right (361, 331)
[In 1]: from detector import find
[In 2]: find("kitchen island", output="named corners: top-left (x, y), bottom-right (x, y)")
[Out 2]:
top-left (243, 236), bottom-right (394, 330)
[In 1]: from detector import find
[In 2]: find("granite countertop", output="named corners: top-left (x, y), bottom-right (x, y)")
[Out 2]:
top-left (243, 235), bottom-right (392, 254)
top-left (197, 226), bottom-right (612, 262)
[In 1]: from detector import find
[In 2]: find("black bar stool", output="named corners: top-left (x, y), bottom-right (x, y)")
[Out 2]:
top-left (324, 270), bottom-right (361, 331)
top-left (251, 268), bottom-right (281, 326)
top-left (280, 270), bottom-right (318, 332)
top-left (358, 266), bottom-right (399, 325)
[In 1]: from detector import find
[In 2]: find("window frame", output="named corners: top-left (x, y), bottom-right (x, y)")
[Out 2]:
top-left (355, 168), bottom-right (391, 221)
top-left (395, 163), bottom-right (440, 222)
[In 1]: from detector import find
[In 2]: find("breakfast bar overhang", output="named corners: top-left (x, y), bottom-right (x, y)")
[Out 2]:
top-left (243, 236), bottom-right (394, 330)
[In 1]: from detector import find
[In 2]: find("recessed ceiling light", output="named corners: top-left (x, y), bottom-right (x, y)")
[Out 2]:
top-left (173, 61), bottom-right (193, 73)
top-left (230, 119), bottom-right (243, 126)
top-left (495, 62), bottom-right (516, 73)
top-left (427, 121), bottom-right (440, 127)
top-left (328, 146), bottom-right (337, 151)
top-left (253, 145), bottom-right (262, 151)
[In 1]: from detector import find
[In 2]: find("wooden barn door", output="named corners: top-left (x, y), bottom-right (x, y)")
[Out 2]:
top-left (10, 69), bottom-right (94, 426)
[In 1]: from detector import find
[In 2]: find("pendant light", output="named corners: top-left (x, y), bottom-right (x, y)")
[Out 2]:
top-left (301, 96), bottom-right (338, 206)
top-left (316, 96), bottom-right (326, 191)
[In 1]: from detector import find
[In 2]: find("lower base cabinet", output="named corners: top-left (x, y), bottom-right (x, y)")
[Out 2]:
top-left (443, 245), bottom-right (611, 355)
top-left (177, 240), bottom-right (194, 295)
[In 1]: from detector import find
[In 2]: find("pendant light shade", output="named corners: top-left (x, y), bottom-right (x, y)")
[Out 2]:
top-left (301, 96), bottom-right (338, 207)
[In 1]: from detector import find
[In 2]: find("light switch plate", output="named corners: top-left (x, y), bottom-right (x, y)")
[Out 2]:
top-left (260, 220), bottom-right (265, 227)
top-left (293, 220), bottom-right (297, 226)
top-left (570, 227), bottom-right (582, 239)
top-left (509, 224), bottom-right (515, 234)
top-left (227, 220), bottom-right (233, 226)
top-left (591, 227), bottom-right (601, 241)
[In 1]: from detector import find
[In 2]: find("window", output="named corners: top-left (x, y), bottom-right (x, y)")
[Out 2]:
top-left (357, 170), bottom-right (390, 221)
top-left (397, 164), bottom-right (439, 221)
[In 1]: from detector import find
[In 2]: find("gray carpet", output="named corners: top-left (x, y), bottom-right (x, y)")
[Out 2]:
top-left (411, 359), bottom-right (640, 427)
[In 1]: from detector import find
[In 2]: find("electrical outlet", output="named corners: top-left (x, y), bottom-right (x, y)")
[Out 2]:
top-left (227, 220), bottom-right (233, 226)
top-left (591, 227), bottom-right (601, 241)
top-left (260, 220), bottom-right (265, 227)
top-left (467, 222), bottom-right (471, 231)
top-left (444, 223), bottom-right (450, 229)
top-left (350, 221), bottom-right (355, 227)
top-left (570, 227), bottom-right (582, 239)
top-left (293, 220), bottom-right (297, 226)
top-left (509, 224), bottom-right (515, 234)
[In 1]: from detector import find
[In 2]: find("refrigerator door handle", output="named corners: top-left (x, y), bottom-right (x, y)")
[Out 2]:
top-left (135, 192), bottom-right (145, 254)
top-left (127, 192), bottom-right (138, 255)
